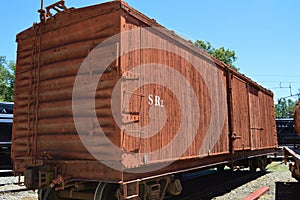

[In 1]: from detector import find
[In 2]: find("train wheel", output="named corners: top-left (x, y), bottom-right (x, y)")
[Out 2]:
top-left (94, 182), bottom-right (119, 200)
top-left (38, 187), bottom-right (68, 200)
top-left (258, 156), bottom-right (269, 171)
top-left (249, 159), bottom-right (257, 172)
top-left (217, 164), bottom-right (225, 172)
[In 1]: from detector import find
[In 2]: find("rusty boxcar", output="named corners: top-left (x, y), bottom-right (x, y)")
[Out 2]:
top-left (12, 1), bottom-right (277, 199)
top-left (284, 100), bottom-right (300, 181)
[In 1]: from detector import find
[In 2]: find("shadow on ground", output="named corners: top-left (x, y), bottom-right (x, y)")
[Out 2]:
top-left (0, 170), bottom-right (14, 177)
top-left (275, 182), bottom-right (300, 200)
top-left (173, 170), bottom-right (268, 200)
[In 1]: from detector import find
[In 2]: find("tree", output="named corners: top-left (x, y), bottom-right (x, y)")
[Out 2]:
top-left (0, 56), bottom-right (15, 102)
top-left (194, 40), bottom-right (239, 71)
top-left (275, 98), bottom-right (296, 118)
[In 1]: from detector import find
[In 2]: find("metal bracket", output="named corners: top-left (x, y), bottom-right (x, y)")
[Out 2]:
top-left (39, 0), bottom-right (69, 23)
top-left (250, 127), bottom-right (264, 131)
top-left (123, 182), bottom-right (139, 199)
top-left (231, 133), bottom-right (242, 140)
top-left (46, 0), bottom-right (68, 16)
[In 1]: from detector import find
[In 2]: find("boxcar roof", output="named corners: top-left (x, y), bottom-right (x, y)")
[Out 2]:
top-left (16, 0), bottom-right (273, 97)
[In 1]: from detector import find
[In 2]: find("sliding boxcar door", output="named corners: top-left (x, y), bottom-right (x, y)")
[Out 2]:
top-left (232, 76), bottom-right (251, 151)
top-left (248, 86), bottom-right (262, 150)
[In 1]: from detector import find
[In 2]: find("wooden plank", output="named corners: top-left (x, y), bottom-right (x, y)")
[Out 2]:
top-left (243, 187), bottom-right (269, 200)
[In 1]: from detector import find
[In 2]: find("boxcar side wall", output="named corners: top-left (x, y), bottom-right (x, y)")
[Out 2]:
top-left (119, 12), bottom-right (230, 164)
top-left (118, 8), bottom-right (277, 172)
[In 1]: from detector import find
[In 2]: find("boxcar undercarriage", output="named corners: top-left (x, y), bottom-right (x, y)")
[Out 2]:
top-left (22, 151), bottom-right (273, 200)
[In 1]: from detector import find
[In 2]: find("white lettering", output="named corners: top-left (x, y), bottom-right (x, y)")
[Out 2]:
top-left (160, 100), bottom-right (164, 107)
top-left (148, 94), bottom-right (154, 106)
top-left (148, 94), bottom-right (164, 107)
top-left (155, 95), bottom-right (161, 107)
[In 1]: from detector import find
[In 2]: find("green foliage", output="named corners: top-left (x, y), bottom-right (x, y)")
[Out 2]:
top-left (0, 56), bottom-right (15, 102)
top-left (275, 98), bottom-right (296, 118)
top-left (194, 40), bottom-right (239, 71)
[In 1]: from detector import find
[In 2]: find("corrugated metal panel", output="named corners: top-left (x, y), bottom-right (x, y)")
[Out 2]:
top-left (12, 2), bottom-right (122, 169)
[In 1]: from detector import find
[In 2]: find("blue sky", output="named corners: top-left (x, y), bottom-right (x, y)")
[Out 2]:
top-left (1, 0), bottom-right (299, 101)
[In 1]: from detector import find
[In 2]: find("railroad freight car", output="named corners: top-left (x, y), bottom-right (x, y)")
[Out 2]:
top-left (12, 1), bottom-right (277, 199)
top-left (0, 102), bottom-right (14, 170)
top-left (284, 100), bottom-right (300, 180)
top-left (277, 118), bottom-right (300, 146)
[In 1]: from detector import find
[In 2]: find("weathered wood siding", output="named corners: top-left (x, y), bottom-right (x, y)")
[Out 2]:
top-left (12, 1), bottom-right (277, 183)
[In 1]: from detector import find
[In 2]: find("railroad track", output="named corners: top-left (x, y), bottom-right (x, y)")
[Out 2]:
top-left (0, 181), bottom-right (27, 194)
top-left (0, 172), bottom-right (33, 197)
top-left (0, 188), bottom-right (29, 193)
top-left (0, 182), bottom-right (24, 187)
top-left (0, 175), bottom-right (36, 199)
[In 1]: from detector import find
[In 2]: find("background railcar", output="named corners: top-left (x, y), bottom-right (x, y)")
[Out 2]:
top-left (12, 1), bottom-right (277, 199)
top-left (276, 118), bottom-right (300, 147)
top-left (0, 102), bottom-right (13, 170)
top-left (284, 100), bottom-right (300, 181)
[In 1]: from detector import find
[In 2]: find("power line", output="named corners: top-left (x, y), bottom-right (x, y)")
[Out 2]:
top-left (258, 81), bottom-right (300, 84)
top-left (251, 75), bottom-right (300, 78)
top-left (278, 93), bottom-right (300, 101)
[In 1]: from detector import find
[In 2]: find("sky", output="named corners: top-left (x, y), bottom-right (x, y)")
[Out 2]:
top-left (1, 0), bottom-right (299, 102)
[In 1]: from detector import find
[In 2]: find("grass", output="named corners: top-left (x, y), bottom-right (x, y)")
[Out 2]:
top-left (266, 161), bottom-right (290, 172)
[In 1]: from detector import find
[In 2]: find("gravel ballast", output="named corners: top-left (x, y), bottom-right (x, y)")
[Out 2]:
top-left (213, 162), bottom-right (299, 200)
